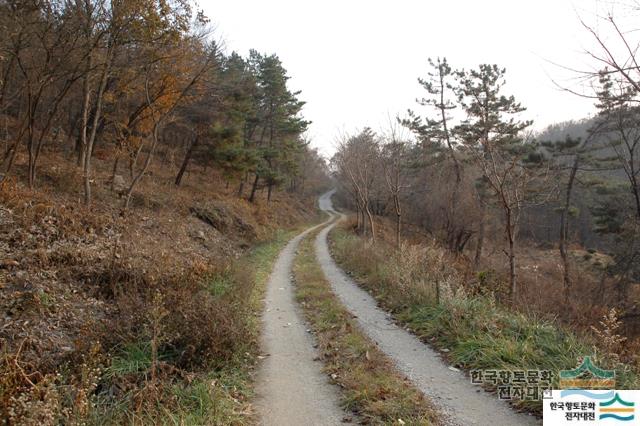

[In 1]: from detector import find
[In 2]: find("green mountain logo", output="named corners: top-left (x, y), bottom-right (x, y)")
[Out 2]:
top-left (559, 356), bottom-right (615, 389)
top-left (599, 393), bottom-right (635, 421)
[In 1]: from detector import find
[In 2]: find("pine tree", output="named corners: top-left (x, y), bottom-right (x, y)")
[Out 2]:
top-left (541, 129), bottom-right (610, 302)
top-left (454, 64), bottom-right (534, 299)
top-left (247, 52), bottom-right (309, 202)
top-left (402, 57), bottom-right (471, 252)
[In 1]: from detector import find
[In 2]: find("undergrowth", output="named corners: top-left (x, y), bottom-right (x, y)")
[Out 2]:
top-left (87, 228), bottom-right (299, 425)
top-left (1, 215), bottom-right (300, 425)
top-left (329, 225), bottom-right (640, 415)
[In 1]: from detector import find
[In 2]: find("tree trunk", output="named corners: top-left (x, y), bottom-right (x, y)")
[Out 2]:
top-left (28, 163), bottom-right (35, 188)
top-left (439, 61), bottom-right (464, 253)
top-left (299, 176), bottom-right (306, 196)
top-left (505, 207), bottom-right (517, 300)
top-left (83, 162), bottom-right (91, 203)
top-left (130, 144), bottom-right (144, 179)
top-left (474, 203), bottom-right (486, 268)
top-left (175, 135), bottom-right (199, 186)
top-left (631, 175), bottom-right (640, 220)
top-left (267, 183), bottom-right (273, 202)
top-left (365, 204), bottom-right (376, 243)
top-left (124, 127), bottom-right (159, 210)
top-left (561, 158), bottom-right (579, 303)
top-left (79, 54), bottom-right (92, 170)
top-left (237, 175), bottom-right (246, 197)
top-left (28, 146), bottom-right (35, 189)
top-left (110, 155), bottom-right (120, 190)
top-left (446, 175), bottom-right (464, 252)
top-left (248, 174), bottom-right (260, 203)
top-left (1, 115), bottom-right (29, 180)
top-left (393, 190), bottom-right (401, 248)
top-left (76, 134), bottom-right (85, 167)
top-left (26, 113), bottom-right (35, 189)
top-left (396, 212), bottom-right (401, 249)
top-left (82, 52), bottom-right (110, 205)
top-left (66, 111), bottom-right (79, 157)
top-left (508, 236), bottom-right (516, 300)
top-left (0, 140), bottom-right (19, 181)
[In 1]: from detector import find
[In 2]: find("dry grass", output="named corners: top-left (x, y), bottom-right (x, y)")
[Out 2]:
top-left (329, 220), bottom-right (640, 416)
top-left (355, 212), bottom-right (640, 343)
top-left (292, 229), bottom-right (438, 425)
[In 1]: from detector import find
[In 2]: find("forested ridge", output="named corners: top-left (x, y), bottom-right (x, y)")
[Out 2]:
top-left (0, 0), bottom-right (327, 204)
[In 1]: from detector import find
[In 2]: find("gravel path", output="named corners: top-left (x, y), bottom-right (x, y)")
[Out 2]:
top-left (254, 194), bottom-right (347, 426)
top-left (315, 193), bottom-right (541, 426)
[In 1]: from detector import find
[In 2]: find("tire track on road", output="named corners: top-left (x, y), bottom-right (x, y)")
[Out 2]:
top-left (254, 190), bottom-right (347, 426)
top-left (315, 193), bottom-right (540, 426)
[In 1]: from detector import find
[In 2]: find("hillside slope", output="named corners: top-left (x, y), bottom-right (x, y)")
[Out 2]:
top-left (0, 150), bottom-right (322, 424)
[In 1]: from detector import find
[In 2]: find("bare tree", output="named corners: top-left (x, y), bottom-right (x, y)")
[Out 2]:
top-left (123, 43), bottom-right (214, 209)
top-left (333, 129), bottom-right (379, 242)
top-left (1, 2), bottom-right (84, 186)
top-left (76, 0), bottom-right (117, 205)
top-left (380, 122), bottom-right (412, 248)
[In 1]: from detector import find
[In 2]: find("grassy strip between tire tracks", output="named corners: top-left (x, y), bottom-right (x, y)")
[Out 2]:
top-left (292, 227), bottom-right (439, 425)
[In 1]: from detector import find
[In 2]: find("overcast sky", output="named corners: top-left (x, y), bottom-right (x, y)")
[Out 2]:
top-left (202, 0), bottom-right (623, 155)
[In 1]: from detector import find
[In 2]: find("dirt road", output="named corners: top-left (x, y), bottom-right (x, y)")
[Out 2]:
top-left (314, 193), bottom-right (540, 426)
top-left (254, 195), bottom-right (347, 426)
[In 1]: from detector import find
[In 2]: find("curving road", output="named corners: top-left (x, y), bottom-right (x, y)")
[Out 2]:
top-left (314, 191), bottom-right (540, 426)
top-left (254, 190), bottom-right (347, 426)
